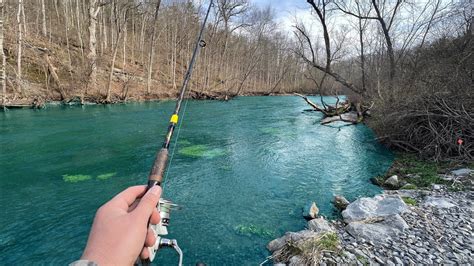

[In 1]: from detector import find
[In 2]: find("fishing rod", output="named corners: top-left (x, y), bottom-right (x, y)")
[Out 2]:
top-left (141, 0), bottom-right (214, 265)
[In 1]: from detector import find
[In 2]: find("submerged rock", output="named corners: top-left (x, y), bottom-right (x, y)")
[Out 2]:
top-left (384, 175), bottom-right (400, 189)
top-left (308, 218), bottom-right (334, 233)
top-left (334, 195), bottom-right (350, 210)
top-left (303, 202), bottom-right (319, 220)
top-left (342, 194), bottom-right (408, 223)
top-left (423, 196), bottom-right (456, 208)
top-left (370, 176), bottom-right (384, 186)
top-left (345, 214), bottom-right (408, 244)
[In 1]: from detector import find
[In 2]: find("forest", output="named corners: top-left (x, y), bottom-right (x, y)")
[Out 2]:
top-left (0, 0), bottom-right (472, 161)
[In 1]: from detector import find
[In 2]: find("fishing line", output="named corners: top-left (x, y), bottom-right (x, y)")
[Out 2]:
top-left (164, 97), bottom-right (190, 181)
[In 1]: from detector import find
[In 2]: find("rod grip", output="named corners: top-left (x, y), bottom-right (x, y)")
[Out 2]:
top-left (148, 148), bottom-right (169, 185)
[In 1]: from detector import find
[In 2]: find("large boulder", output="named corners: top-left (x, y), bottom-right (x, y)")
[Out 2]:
top-left (307, 218), bottom-right (334, 233)
top-left (334, 195), bottom-right (350, 210)
top-left (267, 230), bottom-right (319, 253)
top-left (302, 202), bottom-right (319, 220)
top-left (423, 196), bottom-right (456, 208)
top-left (342, 194), bottom-right (408, 223)
top-left (267, 235), bottom-right (288, 253)
top-left (345, 214), bottom-right (408, 244)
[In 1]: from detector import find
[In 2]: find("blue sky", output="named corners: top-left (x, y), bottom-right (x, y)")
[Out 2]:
top-left (251, 0), bottom-right (307, 11)
top-left (190, 0), bottom-right (317, 33)
top-left (250, 0), bottom-right (314, 32)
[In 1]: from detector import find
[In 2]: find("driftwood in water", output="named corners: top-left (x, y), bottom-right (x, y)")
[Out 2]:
top-left (295, 93), bottom-right (371, 125)
top-left (189, 90), bottom-right (234, 101)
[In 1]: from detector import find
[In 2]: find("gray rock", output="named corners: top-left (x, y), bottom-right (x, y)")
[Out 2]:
top-left (450, 168), bottom-right (472, 177)
top-left (267, 229), bottom-right (321, 253)
top-left (334, 195), bottom-right (350, 210)
top-left (342, 194), bottom-right (408, 223)
top-left (384, 175), bottom-right (400, 188)
top-left (307, 218), bottom-right (334, 233)
top-left (432, 184), bottom-right (443, 191)
top-left (423, 196), bottom-right (456, 208)
top-left (342, 251), bottom-right (357, 261)
top-left (303, 202), bottom-right (319, 220)
top-left (267, 235), bottom-right (287, 253)
top-left (345, 214), bottom-right (409, 244)
top-left (286, 230), bottom-right (319, 242)
top-left (288, 255), bottom-right (304, 266)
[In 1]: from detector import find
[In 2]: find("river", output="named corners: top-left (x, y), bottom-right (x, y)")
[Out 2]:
top-left (0, 96), bottom-right (392, 265)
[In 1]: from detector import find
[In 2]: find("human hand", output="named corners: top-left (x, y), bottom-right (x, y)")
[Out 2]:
top-left (81, 185), bottom-right (162, 265)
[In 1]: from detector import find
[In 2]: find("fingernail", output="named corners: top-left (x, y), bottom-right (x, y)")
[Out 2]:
top-left (149, 185), bottom-right (161, 196)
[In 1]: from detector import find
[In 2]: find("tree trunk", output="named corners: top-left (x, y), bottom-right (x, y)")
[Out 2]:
top-left (41, 0), bottom-right (47, 36)
top-left (146, 0), bottom-right (162, 95)
top-left (372, 0), bottom-right (396, 91)
top-left (16, 0), bottom-right (23, 95)
top-left (85, 0), bottom-right (101, 102)
top-left (63, 0), bottom-right (73, 73)
top-left (75, 0), bottom-right (84, 56)
top-left (106, 34), bottom-right (121, 102)
top-left (0, 0), bottom-right (5, 107)
top-left (43, 52), bottom-right (67, 101)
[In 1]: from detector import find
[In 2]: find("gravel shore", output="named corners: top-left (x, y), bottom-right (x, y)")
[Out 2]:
top-left (320, 190), bottom-right (473, 265)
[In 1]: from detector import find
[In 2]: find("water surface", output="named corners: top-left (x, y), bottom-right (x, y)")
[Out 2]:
top-left (0, 96), bottom-right (392, 265)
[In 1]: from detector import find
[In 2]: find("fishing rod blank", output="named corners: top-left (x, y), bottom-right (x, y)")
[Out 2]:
top-left (148, 0), bottom-right (213, 190)
top-left (140, 1), bottom-right (214, 265)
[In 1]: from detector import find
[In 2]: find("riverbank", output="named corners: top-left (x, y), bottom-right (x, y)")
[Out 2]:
top-left (266, 165), bottom-right (474, 265)
top-left (0, 91), bottom-right (303, 109)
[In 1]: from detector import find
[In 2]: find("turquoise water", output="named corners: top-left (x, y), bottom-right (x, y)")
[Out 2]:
top-left (0, 96), bottom-right (392, 265)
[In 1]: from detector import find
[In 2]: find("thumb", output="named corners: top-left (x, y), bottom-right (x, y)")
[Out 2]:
top-left (134, 185), bottom-right (162, 221)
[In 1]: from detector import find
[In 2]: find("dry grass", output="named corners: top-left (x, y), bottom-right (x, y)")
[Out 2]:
top-left (273, 232), bottom-right (340, 265)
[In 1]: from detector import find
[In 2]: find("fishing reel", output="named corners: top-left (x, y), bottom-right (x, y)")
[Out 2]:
top-left (148, 199), bottom-right (183, 265)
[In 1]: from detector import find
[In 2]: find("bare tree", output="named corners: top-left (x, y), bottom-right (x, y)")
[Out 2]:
top-left (41, 0), bottom-right (47, 37)
top-left (146, 0), bottom-right (162, 95)
top-left (85, 0), bottom-right (109, 103)
top-left (296, 0), bottom-right (362, 95)
top-left (16, 0), bottom-right (24, 95)
top-left (105, 0), bottom-right (131, 102)
top-left (0, 0), bottom-right (5, 107)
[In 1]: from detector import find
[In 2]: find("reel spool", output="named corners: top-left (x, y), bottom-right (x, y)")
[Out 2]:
top-left (148, 199), bottom-right (183, 265)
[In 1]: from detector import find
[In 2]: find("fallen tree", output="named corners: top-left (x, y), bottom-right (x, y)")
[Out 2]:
top-left (294, 93), bottom-right (373, 125)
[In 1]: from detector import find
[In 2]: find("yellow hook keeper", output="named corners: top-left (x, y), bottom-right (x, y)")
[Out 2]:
top-left (170, 114), bottom-right (179, 124)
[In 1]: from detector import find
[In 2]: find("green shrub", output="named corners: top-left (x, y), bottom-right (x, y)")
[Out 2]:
top-left (402, 197), bottom-right (417, 206)
top-left (401, 184), bottom-right (417, 190)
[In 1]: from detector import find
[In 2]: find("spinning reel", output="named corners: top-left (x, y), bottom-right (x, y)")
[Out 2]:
top-left (148, 199), bottom-right (183, 265)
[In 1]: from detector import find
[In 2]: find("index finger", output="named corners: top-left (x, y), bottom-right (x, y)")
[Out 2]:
top-left (109, 185), bottom-right (147, 209)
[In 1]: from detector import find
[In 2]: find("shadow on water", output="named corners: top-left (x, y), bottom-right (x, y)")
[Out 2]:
top-left (0, 96), bottom-right (393, 265)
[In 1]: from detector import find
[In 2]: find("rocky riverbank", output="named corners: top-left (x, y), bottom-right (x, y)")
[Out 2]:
top-left (267, 168), bottom-right (473, 265)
